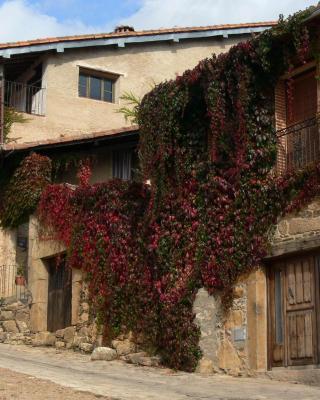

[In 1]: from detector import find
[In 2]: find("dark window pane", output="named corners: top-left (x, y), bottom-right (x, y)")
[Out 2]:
top-left (113, 150), bottom-right (132, 180)
top-left (104, 79), bottom-right (113, 92)
top-left (103, 90), bottom-right (113, 103)
top-left (79, 74), bottom-right (87, 97)
top-left (90, 76), bottom-right (102, 100)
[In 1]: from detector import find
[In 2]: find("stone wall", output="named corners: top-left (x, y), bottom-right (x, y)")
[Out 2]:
top-left (0, 289), bottom-right (161, 367)
top-left (194, 267), bottom-right (267, 376)
top-left (194, 283), bottom-right (250, 376)
top-left (270, 197), bottom-right (320, 257)
top-left (0, 299), bottom-right (32, 345)
top-left (0, 284), bottom-right (98, 352)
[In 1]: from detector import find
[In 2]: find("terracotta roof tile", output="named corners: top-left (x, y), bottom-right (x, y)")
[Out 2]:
top-left (1, 125), bottom-right (139, 152)
top-left (0, 22), bottom-right (276, 50)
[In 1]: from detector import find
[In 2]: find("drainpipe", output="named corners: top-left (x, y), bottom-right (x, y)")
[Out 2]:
top-left (0, 64), bottom-right (4, 146)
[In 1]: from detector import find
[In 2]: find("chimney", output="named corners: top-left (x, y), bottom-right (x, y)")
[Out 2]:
top-left (114, 25), bottom-right (135, 33)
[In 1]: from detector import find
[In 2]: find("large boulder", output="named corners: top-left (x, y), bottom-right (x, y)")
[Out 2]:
top-left (80, 342), bottom-right (93, 353)
top-left (63, 326), bottom-right (75, 343)
top-left (112, 339), bottom-right (136, 356)
top-left (15, 309), bottom-right (30, 323)
top-left (0, 332), bottom-right (7, 343)
top-left (2, 320), bottom-right (19, 333)
top-left (32, 331), bottom-right (56, 346)
top-left (0, 311), bottom-right (14, 321)
top-left (16, 320), bottom-right (29, 333)
top-left (91, 347), bottom-right (117, 361)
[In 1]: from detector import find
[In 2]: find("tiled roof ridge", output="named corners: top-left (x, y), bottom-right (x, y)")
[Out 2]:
top-left (0, 21), bottom-right (277, 50)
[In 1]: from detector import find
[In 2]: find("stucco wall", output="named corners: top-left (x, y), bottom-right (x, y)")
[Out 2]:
top-left (0, 229), bottom-right (17, 298)
top-left (9, 36), bottom-right (246, 143)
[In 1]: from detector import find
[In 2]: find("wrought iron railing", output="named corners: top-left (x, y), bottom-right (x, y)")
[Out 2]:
top-left (4, 80), bottom-right (46, 116)
top-left (0, 264), bottom-right (27, 301)
top-left (276, 116), bottom-right (320, 174)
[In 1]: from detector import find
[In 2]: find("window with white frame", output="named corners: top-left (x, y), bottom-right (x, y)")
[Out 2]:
top-left (78, 68), bottom-right (117, 103)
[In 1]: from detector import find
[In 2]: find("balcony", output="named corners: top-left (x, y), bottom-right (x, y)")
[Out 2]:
top-left (0, 264), bottom-right (26, 301)
top-left (276, 116), bottom-right (320, 174)
top-left (4, 80), bottom-right (46, 116)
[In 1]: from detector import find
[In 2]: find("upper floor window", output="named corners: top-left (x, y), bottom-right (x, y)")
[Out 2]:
top-left (78, 69), bottom-right (116, 103)
top-left (276, 67), bottom-right (318, 174)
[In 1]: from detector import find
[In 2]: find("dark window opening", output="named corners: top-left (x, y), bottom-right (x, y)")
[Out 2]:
top-left (78, 69), bottom-right (116, 103)
top-left (113, 149), bottom-right (132, 180)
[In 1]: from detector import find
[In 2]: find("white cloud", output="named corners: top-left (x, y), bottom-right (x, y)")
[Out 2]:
top-left (0, 0), bottom-right (102, 42)
top-left (121, 0), bottom-right (318, 29)
top-left (0, 0), bottom-right (317, 43)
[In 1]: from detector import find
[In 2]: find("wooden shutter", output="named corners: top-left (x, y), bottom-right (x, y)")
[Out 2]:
top-left (286, 70), bottom-right (317, 126)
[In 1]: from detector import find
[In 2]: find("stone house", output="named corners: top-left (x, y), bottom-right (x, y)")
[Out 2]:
top-left (194, 8), bottom-right (320, 380)
top-left (1, 11), bottom-right (320, 381)
top-left (0, 23), bottom-right (273, 358)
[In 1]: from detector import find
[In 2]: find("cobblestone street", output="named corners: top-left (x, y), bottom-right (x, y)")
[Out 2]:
top-left (0, 344), bottom-right (320, 400)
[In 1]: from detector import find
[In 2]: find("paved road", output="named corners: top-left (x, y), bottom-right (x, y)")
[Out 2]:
top-left (0, 344), bottom-right (320, 400)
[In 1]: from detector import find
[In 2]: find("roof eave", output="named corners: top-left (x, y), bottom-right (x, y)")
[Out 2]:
top-left (305, 8), bottom-right (320, 22)
top-left (0, 26), bottom-right (271, 59)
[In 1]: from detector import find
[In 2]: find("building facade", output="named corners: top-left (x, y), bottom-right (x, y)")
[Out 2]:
top-left (2, 15), bottom-right (320, 381)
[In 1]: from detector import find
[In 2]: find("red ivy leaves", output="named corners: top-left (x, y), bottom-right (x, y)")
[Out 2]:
top-left (36, 8), bottom-right (317, 372)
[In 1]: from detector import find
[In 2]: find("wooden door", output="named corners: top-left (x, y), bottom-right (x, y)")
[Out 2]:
top-left (269, 253), bottom-right (320, 368)
top-left (47, 257), bottom-right (72, 332)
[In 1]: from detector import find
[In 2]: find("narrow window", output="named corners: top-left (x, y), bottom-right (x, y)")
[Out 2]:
top-left (275, 270), bottom-right (283, 344)
top-left (78, 74), bottom-right (88, 98)
top-left (113, 149), bottom-right (133, 180)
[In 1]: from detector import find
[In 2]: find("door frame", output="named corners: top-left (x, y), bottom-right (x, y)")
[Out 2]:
top-left (266, 249), bottom-right (320, 369)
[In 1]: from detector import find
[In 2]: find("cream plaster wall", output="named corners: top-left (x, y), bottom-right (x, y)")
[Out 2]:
top-left (0, 228), bottom-right (17, 298)
top-left (9, 36), bottom-right (246, 143)
top-left (28, 216), bottom-right (83, 332)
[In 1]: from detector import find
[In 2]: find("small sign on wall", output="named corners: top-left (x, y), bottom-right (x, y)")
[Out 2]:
top-left (232, 327), bottom-right (246, 342)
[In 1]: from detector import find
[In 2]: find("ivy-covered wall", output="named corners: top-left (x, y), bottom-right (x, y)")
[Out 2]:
top-left (1, 6), bottom-right (320, 372)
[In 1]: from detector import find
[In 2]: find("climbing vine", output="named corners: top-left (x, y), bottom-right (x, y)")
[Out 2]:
top-left (2, 6), bottom-right (320, 371)
top-left (0, 153), bottom-right (52, 228)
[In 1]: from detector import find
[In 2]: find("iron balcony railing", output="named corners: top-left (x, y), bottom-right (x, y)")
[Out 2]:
top-left (4, 80), bottom-right (46, 116)
top-left (276, 116), bottom-right (320, 174)
top-left (0, 264), bottom-right (27, 301)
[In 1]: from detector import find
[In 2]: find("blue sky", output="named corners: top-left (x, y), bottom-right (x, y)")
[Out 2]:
top-left (0, 0), bottom-right (317, 42)
top-left (34, 0), bottom-right (142, 27)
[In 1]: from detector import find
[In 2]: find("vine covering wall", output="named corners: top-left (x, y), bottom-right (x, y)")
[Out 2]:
top-left (1, 6), bottom-right (320, 371)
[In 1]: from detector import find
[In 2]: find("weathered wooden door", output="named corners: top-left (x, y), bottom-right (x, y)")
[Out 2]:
top-left (47, 257), bottom-right (72, 332)
top-left (269, 253), bottom-right (320, 368)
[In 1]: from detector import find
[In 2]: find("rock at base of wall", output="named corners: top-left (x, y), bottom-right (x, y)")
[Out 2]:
top-left (63, 326), bottom-right (75, 343)
top-left (0, 311), bottom-right (14, 321)
top-left (91, 347), bottom-right (117, 361)
top-left (112, 339), bottom-right (136, 356)
top-left (2, 320), bottom-right (19, 333)
top-left (196, 358), bottom-right (215, 374)
top-left (32, 331), bottom-right (56, 347)
top-left (80, 342), bottom-right (93, 353)
top-left (55, 341), bottom-right (66, 349)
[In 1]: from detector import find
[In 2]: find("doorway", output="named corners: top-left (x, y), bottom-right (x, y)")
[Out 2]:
top-left (47, 256), bottom-right (72, 332)
top-left (268, 252), bottom-right (320, 367)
